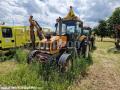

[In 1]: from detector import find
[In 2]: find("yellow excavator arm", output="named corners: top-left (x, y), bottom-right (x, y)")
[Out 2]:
top-left (29, 16), bottom-right (45, 39)
top-left (29, 16), bottom-right (45, 49)
top-left (34, 21), bottom-right (45, 39)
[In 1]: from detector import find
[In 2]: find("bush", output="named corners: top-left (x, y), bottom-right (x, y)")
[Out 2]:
top-left (0, 50), bottom-right (16, 62)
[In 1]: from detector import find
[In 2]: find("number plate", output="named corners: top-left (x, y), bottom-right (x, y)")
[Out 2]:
top-left (5, 39), bottom-right (10, 43)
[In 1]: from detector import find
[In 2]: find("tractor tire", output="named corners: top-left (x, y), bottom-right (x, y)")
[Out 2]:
top-left (61, 57), bottom-right (73, 72)
top-left (58, 54), bottom-right (73, 72)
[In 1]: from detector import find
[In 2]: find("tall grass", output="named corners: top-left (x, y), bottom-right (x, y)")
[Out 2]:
top-left (15, 49), bottom-right (28, 64)
top-left (0, 49), bottom-right (93, 90)
top-left (0, 64), bottom-right (43, 87)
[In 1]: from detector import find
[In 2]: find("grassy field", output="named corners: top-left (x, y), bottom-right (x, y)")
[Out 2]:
top-left (70, 38), bottom-right (120, 90)
top-left (0, 48), bottom-right (92, 90)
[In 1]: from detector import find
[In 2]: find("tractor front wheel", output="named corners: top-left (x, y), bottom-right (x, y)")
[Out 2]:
top-left (27, 50), bottom-right (39, 64)
top-left (61, 58), bottom-right (73, 72)
top-left (58, 54), bottom-right (73, 72)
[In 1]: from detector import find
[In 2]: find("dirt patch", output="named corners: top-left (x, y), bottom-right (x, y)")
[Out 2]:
top-left (0, 60), bottom-right (18, 75)
top-left (70, 38), bottom-right (120, 90)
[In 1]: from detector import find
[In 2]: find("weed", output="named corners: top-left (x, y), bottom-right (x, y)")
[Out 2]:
top-left (15, 49), bottom-right (28, 64)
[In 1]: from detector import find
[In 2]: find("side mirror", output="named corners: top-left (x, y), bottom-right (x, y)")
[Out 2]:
top-left (55, 23), bottom-right (58, 28)
top-left (79, 24), bottom-right (82, 27)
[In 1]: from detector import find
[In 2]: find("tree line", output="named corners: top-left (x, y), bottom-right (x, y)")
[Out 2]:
top-left (93, 7), bottom-right (120, 41)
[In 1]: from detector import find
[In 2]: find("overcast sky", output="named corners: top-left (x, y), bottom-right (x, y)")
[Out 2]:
top-left (0, 0), bottom-right (120, 28)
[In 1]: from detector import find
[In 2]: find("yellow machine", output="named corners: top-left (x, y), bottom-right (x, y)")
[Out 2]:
top-left (0, 25), bottom-right (51, 50)
top-left (0, 26), bottom-right (27, 49)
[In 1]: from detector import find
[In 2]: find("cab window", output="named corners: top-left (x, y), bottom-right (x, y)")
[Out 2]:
top-left (55, 23), bottom-right (59, 35)
top-left (55, 23), bottom-right (67, 35)
top-left (76, 23), bottom-right (82, 34)
top-left (62, 24), bottom-right (66, 35)
top-left (66, 26), bottom-right (75, 34)
top-left (2, 28), bottom-right (12, 38)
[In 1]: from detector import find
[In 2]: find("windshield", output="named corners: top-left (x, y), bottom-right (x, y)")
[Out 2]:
top-left (55, 21), bottom-right (82, 35)
top-left (83, 29), bottom-right (90, 35)
top-left (66, 26), bottom-right (75, 34)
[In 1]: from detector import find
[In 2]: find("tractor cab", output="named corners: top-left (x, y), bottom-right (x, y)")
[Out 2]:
top-left (55, 18), bottom-right (83, 42)
top-left (39, 6), bottom-right (83, 54)
top-left (55, 6), bottom-right (83, 43)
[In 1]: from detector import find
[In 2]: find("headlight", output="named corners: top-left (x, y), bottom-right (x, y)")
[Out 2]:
top-left (52, 41), bottom-right (57, 50)
top-left (46, 43), bottom-right (50, 50)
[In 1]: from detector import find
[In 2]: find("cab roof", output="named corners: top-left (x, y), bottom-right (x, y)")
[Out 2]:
top-left (57, 6), bottom-right (83, 24)
top-left (83, 27), bottom-right (91, 30)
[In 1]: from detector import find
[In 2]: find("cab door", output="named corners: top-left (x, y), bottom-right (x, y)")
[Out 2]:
top-left (1, 27), bottom-right (15, 49)
top-left (14, 26), bottom-right (25, 47)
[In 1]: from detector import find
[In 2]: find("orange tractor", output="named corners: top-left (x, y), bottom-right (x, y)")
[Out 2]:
top-left (28, 7), bottom-right (90, 71)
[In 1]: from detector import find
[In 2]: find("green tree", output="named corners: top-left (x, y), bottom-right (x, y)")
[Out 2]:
top-left (98, 20), bottom-right (107, 41)
top-left (107, 7), bottom-right (120, 37)
top-left (108, 7), bottom-right (120, 25)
